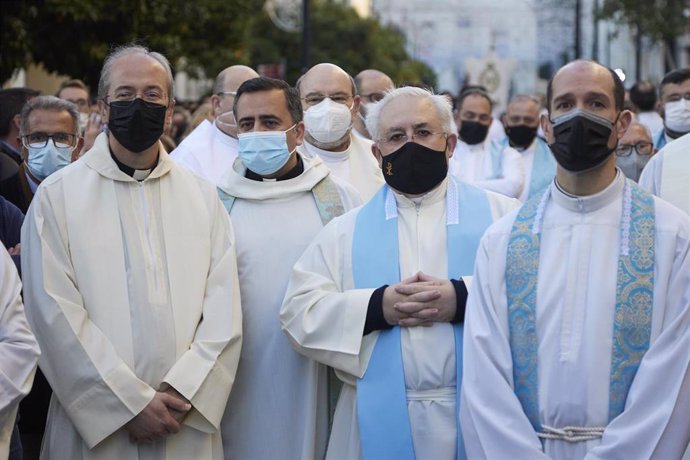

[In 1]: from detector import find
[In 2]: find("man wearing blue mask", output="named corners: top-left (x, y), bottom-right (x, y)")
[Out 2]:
top-left (171, 65), bottom-right (259, 185)
top-left (462, 60), bottom-right (690, 459)
top-left (21, 44), bottom-right (243, 459)
top-left (217, 76), bottom-right (360, 460)
top-left (282, 86), bottom-right (519, 460)
top-left (0, 96), bottom-right (81, 213)
top-left (297, 63), bottom-right (384, 201)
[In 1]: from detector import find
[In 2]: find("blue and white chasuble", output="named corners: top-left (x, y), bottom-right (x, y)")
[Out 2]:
top-left (352, 176), bottom-right (493, 460)
top-left (506, 179), bottom-right (655, 439)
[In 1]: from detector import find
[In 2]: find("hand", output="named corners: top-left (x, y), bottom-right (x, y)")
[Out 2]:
top-left (393, 272), bottom-right (457, 327)
top-left (382, 274), bottom-right (428, 326)
top-left (81, 113), bottom-right (104, 156)
top-left (126, 391), bottom-right (191, 444)
top-left (7, 244), bottom-right (20, 256)
top-left (161, 386), bottom-right (191, 424)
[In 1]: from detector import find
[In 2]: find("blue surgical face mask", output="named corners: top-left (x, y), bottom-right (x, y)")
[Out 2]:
top-left (26, 142), bottom-right (73, 181)
top-left (238, 125), bottom-right (296, 175)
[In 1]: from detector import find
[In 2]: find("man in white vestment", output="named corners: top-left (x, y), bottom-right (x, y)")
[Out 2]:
top-left (21, 44), bottom-right (243, 460)
top-left (501, 94), bottom-right (556, 202)
top-left (461, 60), bottom-right (690, 459)
top-left (449, 87), bottom-right (524, 198)
top-left (352, 69), bottom-right (394, 140)
top-left (650, 68), bottom-right (690, 150)
top-left (296, 63), bottom-right (384, 201)
top-left (281, 86), bottom-right (519, 460)
top-left (170, 65), bottom-right (258, 185)
top-left (0, 247), bottom-right (39, 459)
top-left (217, 77), bottom-right (360, 460)
top-left (639, 130), bottom-right (690, 214)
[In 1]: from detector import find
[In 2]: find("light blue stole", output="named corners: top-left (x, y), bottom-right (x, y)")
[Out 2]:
top-left (653, 128), bottom-right (667, 150)
top-left (496, 137), bottom-right (556, 199)
top-left (353, 176), bottom-right (492, 460)
top-left (506, 179), bottom-right (655, 432)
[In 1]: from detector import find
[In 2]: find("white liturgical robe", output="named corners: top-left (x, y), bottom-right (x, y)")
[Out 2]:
top-left (218, 154), bottom-right (360, 460)
top-left (449, 139), bottom-right (524, 198)
top-left (21, 133), bottom-right (243, 460)
top-left (299, 133), bottom-right (384, 202)
top-left (639, 131), bottom-right (690, 215)
top-left (0, 247), bottom-right (39, 459)
top-left (461, 172), bottom-right (690, 459)
top-left (281, 178), bottom-right (519, 460)
top-left (170, 120), bottom-right (239, 185)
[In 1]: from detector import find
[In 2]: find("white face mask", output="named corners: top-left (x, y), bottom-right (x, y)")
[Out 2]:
top-left (215, 110), bottom-right (237, 132)
top-left (664, 99), bottom-right (690, 134)
top-left (303, 98), bottom-right (352, 144)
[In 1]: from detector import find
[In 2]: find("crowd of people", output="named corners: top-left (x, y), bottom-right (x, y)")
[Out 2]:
top-left (0, 43), bottom-right (690, 460)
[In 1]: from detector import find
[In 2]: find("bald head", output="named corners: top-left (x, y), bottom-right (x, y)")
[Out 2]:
top-left (296, 63), bottom-right (356, 98)
top-left (211, 65), bottom-right (259, 136)
top-left (546, 60), bottom-right (624, 113)
top-left (212, 65), bottom-right (259, 95)
top-left (355, 69), bottom-right (394, 102)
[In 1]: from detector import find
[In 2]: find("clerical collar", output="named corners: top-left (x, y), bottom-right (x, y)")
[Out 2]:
top-left (245, 155), bottom-right (304, 182)
top-left (110, 150), bottom-right (158, 181)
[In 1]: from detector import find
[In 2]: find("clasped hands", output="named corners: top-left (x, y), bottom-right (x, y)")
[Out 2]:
top-left (125, 386), bottom-right (191, 444)
top-left (382, 272), bottom-right (457, 327)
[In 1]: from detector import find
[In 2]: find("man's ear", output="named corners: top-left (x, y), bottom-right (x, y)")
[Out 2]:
top-left (540, 112), bottom-right (553, 143)
top-left (446, 133), bottom-right (457, 159)
top-left (371, 143), bottom-right (382, 167)
top-left (615, 110), bottom-right (633, 141)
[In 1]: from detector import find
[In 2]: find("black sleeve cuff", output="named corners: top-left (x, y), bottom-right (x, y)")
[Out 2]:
top-left (451, 278), bottom-right (468, 324)
top-left (363, 285), bottom-right (393, 335)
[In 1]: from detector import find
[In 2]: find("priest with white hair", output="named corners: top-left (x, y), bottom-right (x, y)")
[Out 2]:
top-left (281, 86), bottom-right (519, 460)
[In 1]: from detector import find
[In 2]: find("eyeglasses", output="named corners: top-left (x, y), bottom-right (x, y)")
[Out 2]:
top-left (360, 92), bottom-right (386, 103)
top-left (22, 132), bottom-right (77, 149)
top-left (615, 142), bottom-right (653, 157)
top-left (216, 91), bottom-right (237, 97)
top-left (301, 93), bottom-right (353, 107)
top-left (377, 129), bottom-right (447, 151)
top-left (104, 89), bottom-right (168, 106)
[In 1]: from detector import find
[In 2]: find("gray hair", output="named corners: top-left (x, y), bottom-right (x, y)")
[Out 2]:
top-left (508, 94), bottom-right (542, 109)
top-left (97, 44), bottom-right (175, 101)
top-left (19, 96), bottom-right (80, 136)
top-left (365, 86), bottom-right (453, 142)
top-left (628, 120), bottom-right (653, 140)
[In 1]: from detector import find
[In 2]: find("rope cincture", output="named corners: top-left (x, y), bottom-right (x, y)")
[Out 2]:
top-left (537, 425), bottom-right (606, 443)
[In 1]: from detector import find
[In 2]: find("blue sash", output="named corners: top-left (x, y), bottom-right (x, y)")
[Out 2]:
top-left (496, 137), bottom-right (556, 200)
top-left (488, 139), bottom-right (505, 179)
top-left (526, 140), bottom-right (556, 200)
top-left (506, 179), bottom-right (655, 433)
top-left (353, 176), bottom-right (492, 460)
top-left (653, 128), bottom-right (667, 150)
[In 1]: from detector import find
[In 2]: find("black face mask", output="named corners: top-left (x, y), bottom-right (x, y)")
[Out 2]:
top-left (505, 125), bottom-right (538, 149)
top-left (459, 121), bottom-right (489, 145)
top-left (108, 99), bottom-right (167, 153)
top-left (381, 141), bottom-right (448, 195)
top-left (549, 109), bottom-right (618, 173)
